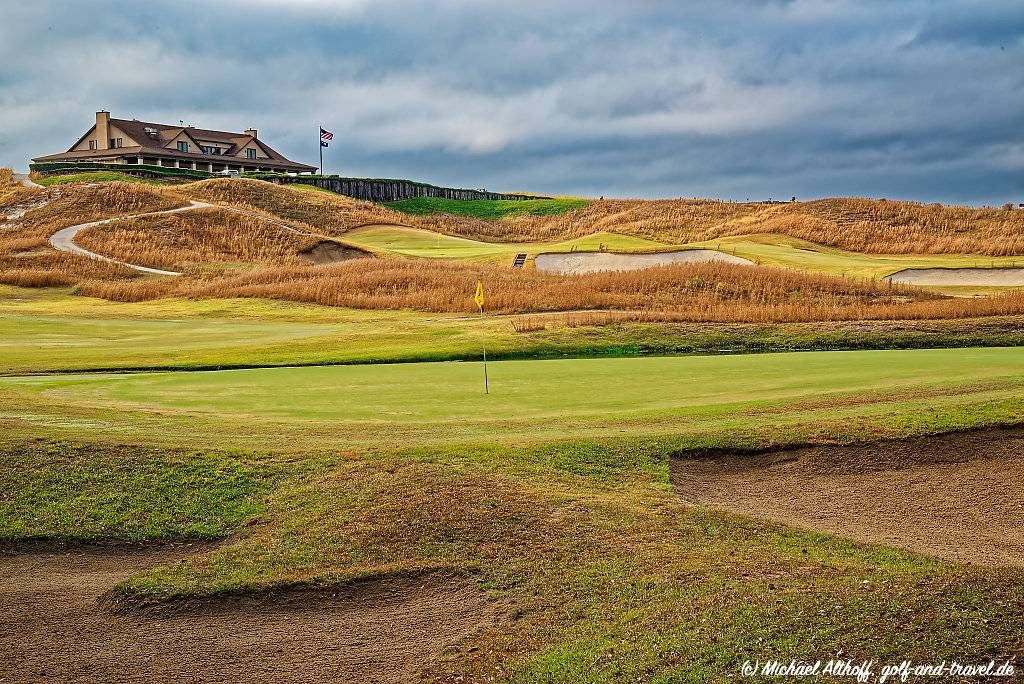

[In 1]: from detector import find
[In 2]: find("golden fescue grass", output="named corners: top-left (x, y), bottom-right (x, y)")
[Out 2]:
top-left (7, 175), bottom-right (1024, 324)
top-left (491, 198), bottom-right (1024, 255)
top-left (0, 180), bottom-right (184, 287)
top-left (75, 207), bottom-right (319, 270)
top-left (78, 257), bottom-right (1024, 324)
top-left (0, 168), bottom-right (38, 208)
top-left (176, 178), bottom-right (1024, 255)
top-left (178, 179), bottom-right (406, 234)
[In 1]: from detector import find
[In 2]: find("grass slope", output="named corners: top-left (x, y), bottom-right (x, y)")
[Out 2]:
top-left (343, 225), bottom-right (666, 261)
top-left (688, 233), bottom-right (1024, 281)
top-left (35, 171), bottom-right (167, 187)
top-left (386, 196), bottom-right (590, 219)
top-left (0, 441), bottom-right (275, 542)
top-left (3, 346), bottom-right (1024, 679)
top-left (6, 286), bottom-right (1024, 374)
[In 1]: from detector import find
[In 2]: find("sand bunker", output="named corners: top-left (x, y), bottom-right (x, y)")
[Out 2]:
top-left (884, 267), bottom-right (1024, 286)
top-left (298, 241), bottom-right (373, 265)
top-left (670, 428), bottom-right (1024, 566)
top-left (0, 544), bottom-right (498, 683)
top-left (534, 249), bottom-right (752, 275)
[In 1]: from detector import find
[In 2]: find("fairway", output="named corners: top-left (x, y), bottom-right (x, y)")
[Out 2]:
top-left (685, 233), bottom-right (1024, 280)
top-left (343, 225), bottom-right (669, 261)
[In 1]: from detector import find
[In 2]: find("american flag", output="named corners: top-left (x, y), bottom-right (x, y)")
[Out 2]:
top-left (320, 127), bottom-right (334, 142)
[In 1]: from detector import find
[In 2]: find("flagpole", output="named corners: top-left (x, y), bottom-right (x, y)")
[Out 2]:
top-left (480, 306), bottom-right (489, 395)
top-left (319, 125), bottom-right (323, 174)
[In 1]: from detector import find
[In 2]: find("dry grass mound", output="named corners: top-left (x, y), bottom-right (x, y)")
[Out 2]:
top-left (0, 168), bottom-right (39, 209)
top-left (177, 179), bottom-right (1024, 255)
top-left (75, 207), bottom-right (322, 270)
top-left (494, 198), bottom-right (1024, 255)
top-left (77, 257), bottom-right (1024, 323)
top-left (0, 180), bottom-right (183, 287)
top-left (179, 179), bottom-right (406, 235)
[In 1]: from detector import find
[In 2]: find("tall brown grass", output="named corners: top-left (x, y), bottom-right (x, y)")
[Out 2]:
top-left (76, 257), bottom-right (1024, 324)
top-left (174, 178), bottom-right (1024, 255)
top-left (0, 180), bottom-right (183, 287)
top-left (178, 179), bottom-right (404, 234)
top-left (74, 207), bottom-right (320, 270)
top-left (7, 174), bottom-right (1024, 325)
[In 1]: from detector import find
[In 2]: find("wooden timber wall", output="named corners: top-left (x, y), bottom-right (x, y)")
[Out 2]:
top-left (269, 176), bottom-right (546, 202)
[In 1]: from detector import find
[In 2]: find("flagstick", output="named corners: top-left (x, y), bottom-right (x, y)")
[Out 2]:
top-left (479, 305), bottom-right (489, 395)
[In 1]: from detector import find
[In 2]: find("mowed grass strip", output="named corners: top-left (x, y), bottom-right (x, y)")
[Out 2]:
top-left (342, 225), bottom-right (664, 261)
top-left (34, 172), bottom-right (167, 187)
top-left (385, 196), bottom-right (590, 219)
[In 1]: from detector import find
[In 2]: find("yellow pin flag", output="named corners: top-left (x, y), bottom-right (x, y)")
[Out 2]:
top-left (474, 280), bottom-right (485, 310)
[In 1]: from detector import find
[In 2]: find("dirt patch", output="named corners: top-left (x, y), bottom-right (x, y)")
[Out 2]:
top-left (1, 190), bottom-right (56, 229)
top-left (0, 544), bottom-right (498, 683)
top-left (670, 428), bottom-right (1024, 566)
top-left (299, 240), bottom-right (373, 265)
top-left (884, 267), bottom-right (1024, 286)
top-left (533, 249), bottom-right (752, 275)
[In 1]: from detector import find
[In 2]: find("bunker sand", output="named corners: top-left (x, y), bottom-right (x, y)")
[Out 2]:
top-left (884, 267), bottom-right (1024, 287)
top-left (671, 428), bottom-right (1024, 567)
top-left (534, 249), bottom-right (752, 275)
top-left (0, 544), bottom-right (498, 683)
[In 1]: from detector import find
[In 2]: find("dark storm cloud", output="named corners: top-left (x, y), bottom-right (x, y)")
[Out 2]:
top-left (1, 0), bottom-right (1022, 204)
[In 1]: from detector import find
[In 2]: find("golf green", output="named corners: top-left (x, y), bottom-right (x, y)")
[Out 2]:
top-left (8, 347), bottom-right (1022, 425)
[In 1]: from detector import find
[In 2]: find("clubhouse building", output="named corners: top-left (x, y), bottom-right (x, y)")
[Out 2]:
top-left (32, 111), bottom-right (317, 174)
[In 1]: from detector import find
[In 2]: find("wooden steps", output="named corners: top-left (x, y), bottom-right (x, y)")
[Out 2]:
top-left (512, 253), bottom-right (528, 268)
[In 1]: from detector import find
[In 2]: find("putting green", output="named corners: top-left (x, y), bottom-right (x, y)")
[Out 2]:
top-left (6, 348), bottom-right (1022, 442)
top-left (343, 225), bottom-right (668, 261)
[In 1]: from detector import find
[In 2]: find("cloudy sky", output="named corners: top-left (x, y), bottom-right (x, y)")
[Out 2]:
top-left (1, 1), bottom-right (1022, 204)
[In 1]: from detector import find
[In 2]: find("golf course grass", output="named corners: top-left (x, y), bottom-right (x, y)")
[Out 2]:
top-left (385, 196), bottom-right (590, 219)
top-left (685, 233), bottom-right (1024, 280)
top-left (7, 286), bottom-right (1024, 375)
top-left (4, 280), bottom-right (1024, 680)
top-left (344, 225), bottom-right (1024, 283)
top-left (3, 343), bottom-right (1024, 680)
top-left (343, 225), bottom-right (667, 261)
top-left (4, 347), bottom-right (1024, 453)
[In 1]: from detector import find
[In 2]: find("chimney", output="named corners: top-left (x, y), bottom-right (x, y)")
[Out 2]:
top-left (96, 110), bottom-right (110, 150)
top-left (244, 128), bottom-right (257, 139)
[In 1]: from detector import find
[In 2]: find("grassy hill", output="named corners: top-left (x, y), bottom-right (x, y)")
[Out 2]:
top-left (386, 196), bottom-right (590, 219)
top-left (5, 170), bottom-right (1024, 319)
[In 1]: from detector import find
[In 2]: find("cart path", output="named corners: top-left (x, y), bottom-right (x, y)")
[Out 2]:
top-left (48, 199), bottom-right (327, 277)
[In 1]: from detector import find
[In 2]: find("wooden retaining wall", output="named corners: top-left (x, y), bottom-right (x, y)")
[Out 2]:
top-left (270, 176), bottom-right (546, 202)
